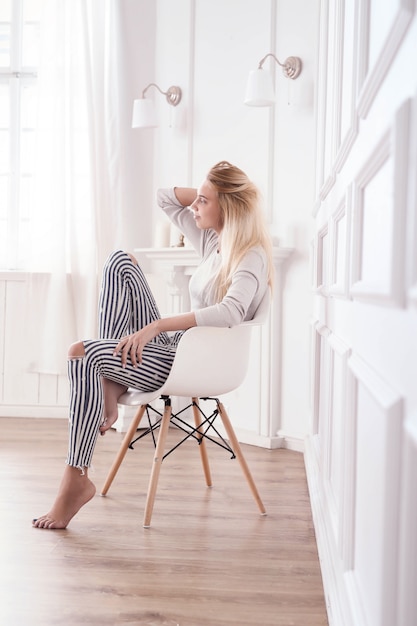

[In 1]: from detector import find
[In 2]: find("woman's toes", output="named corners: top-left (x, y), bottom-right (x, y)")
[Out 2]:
top-left (33, 515), bottom-right (51, 529)
top-left (100, 415), bottom-right (118, 435)
top-left (33, 516), bottom-right (65, 530)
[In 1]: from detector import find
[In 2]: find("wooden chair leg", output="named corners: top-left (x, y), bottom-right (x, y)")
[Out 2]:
top-left (217, 401), bottom-right (267, 516)
top-left (143, 397), bottom-right (172, 528)
top-left (100, 405), bottom-right (146, 496)
top-left (192, 397), bottom-right (212, 487)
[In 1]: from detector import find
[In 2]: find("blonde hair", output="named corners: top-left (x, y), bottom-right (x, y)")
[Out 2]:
top-left (206, 161), bottom-right (274, 301)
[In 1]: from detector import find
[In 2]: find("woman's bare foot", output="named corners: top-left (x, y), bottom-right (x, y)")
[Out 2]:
top-left (100, 378), bottom-right (128, 435)
top-left (32, 465), bottom-right (96, 529)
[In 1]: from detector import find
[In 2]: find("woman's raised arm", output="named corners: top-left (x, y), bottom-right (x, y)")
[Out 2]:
top-left (173, 187), bottom-right (197, 207)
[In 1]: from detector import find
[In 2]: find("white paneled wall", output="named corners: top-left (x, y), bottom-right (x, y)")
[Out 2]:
top-left (306, 1), bottom-right (417, 625)
top-left (1, 0), bottom-right (320, 454)
top-left (0, 274), bottom-right (68, 417)
top-left (153, 0), bottom-right (319, 446)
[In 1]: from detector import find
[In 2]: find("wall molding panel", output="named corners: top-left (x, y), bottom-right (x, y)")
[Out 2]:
top-left (305, 433), bottom-right (353, 626)
top-left (355, 0), bottom-right (369, 99)
top-left (334, 0), bottom-right (359, 173)
top-left (312, 197), bottom-right (322, 217)
top-left (310, 237), bottom-right (317, 290)
top-left (329, 188), bottom-right (351, 299)
top-left (315, 224), bottom-right (330, 294)
top-left (319, 172), bottom-right (337, 203)
top-left (345, 354), bottom-right (403, 626)
top-left (357, 0), bottom-right (415, 119)
top-left (306, 324), bottom-right (352, 625)
top-left (313, 0), bottom-right (339, 209)
top-left (397, 416), bottom-right (417, 625)
top-left (315, 0), bottom-right (330, 194)
top-left (334, 119), bottom-right (359, 175)
top-left (326, 334), bottom-right (351, 548)
top-left (332, 0), bottom-right (345, 156)
top-left (407, 89), bottom-right (417, 307)
top-left (307, 349), bottom-right (404, 626)
top-left (350, 99), bottom-right (410, 306)
top-left (309, 2), bottom-right (417, 624)
top-left (311, 322), bottom-right (331, 439)
top-left (0, 275), bottom-right (69, 418)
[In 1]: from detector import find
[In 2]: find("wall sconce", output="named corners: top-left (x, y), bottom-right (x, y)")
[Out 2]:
top-left (132, 83), bottom-right (182, 128)
top-left (244, 53), bottom-right (302, 107)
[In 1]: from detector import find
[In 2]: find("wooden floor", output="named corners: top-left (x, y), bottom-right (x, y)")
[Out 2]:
top-left (0, 417), bottom-right (328, 626)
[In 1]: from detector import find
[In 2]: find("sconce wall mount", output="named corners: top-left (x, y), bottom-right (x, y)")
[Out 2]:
top-left (257, 53), bottom-right (302, 79)
top-left (244, 52), bottom-right (302, 107)
top-left (132, 82), bottom-right (182, 128)
top-left (141, 82), bottom-right (182, 106)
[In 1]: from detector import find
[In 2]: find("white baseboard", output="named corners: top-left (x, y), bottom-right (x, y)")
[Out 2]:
top-left (0, 405), bottom-right (68, 419)
top-left (0, 405), bottom-right (304, 453)
top-left (227, 428), bottom-right (285, 449)
top-left (113, 408), bottom-right (304, 451)
top-left (277, 429), bottom-right (305, 452)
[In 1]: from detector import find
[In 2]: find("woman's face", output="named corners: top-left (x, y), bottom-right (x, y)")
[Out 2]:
top-left (191, 179), bottom-right (222, 233)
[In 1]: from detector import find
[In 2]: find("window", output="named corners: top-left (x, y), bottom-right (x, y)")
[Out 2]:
top-left (0, 0), bottom-right (45, 269)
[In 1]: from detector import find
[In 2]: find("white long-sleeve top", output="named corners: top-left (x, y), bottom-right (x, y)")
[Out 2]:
top-left (157, 188), bottom-right (269, 327)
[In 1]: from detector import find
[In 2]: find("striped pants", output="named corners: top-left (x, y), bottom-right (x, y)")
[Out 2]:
top-left (67, 250), bottom-right (184, 468)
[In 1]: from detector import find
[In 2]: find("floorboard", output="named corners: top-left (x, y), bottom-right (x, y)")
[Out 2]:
top-left (0, 417), bottom-right (328, 626)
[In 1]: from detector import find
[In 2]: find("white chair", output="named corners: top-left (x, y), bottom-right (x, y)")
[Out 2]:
top-left (100, 290), bottom-right (270, 528)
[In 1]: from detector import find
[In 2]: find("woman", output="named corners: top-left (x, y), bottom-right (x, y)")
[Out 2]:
top-left (32, 161), bottom-right (273, 529)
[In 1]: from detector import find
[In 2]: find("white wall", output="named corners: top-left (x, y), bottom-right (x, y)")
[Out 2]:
top-left (1, 0), bottom-right (320, 451)
top-left (272, 0), bottom-right (319, 440)
top-left (306, 1), bottom-right (417, 625)
top-left (0, 0), bottom-right (158, 416)
top-left (117, 0), bottom-right (158, 255)
top-left (152, 0), bottom-right (319, 445)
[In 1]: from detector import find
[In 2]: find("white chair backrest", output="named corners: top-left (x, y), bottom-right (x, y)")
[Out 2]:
top-left (245, 287), bottom-right (270, 326)
top-left (160, 288), bottom-right (271, 398)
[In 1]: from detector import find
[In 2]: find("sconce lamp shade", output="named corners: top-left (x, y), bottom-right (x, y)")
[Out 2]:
top-left (132, 98), bottom-right (157, 128)
top-left (244, 69), bottom-right (275, 106)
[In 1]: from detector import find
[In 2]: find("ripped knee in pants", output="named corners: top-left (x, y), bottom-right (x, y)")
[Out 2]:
top-left (68, 341), bottom-right (85, 359)
top-left (127, 252), bottom-right (138, 265)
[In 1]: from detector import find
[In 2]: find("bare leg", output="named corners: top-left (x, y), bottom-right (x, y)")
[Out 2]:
top-left (100, 378), bottom-right (128, 435)
top-left (127, 252), bottom-right (138, 265)
top-left (32, 465), bottom-right (96, 529)
top-left (32, 341), bottom-right (96, 530)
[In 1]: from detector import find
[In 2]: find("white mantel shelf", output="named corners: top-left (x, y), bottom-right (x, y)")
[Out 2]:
top-left (134, 247), bottom-right (199, 264)
top-left (134, 245), bottom-right (293, 265)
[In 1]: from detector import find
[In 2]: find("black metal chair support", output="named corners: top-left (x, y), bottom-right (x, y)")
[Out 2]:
top-left (128, 396), bottom-right (236, 461)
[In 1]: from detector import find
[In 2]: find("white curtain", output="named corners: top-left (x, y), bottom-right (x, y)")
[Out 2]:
top-left (27, 0), bottom-right (125, 375)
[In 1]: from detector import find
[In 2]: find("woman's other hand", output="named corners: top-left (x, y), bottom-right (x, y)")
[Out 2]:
top-left (113, 322), bottom-right (159, 368)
